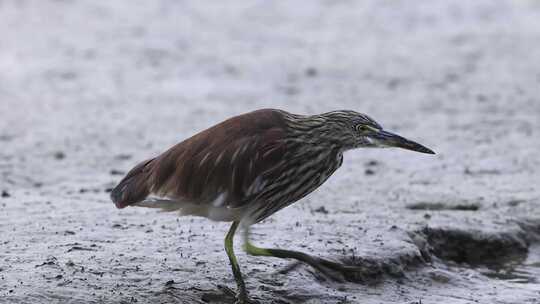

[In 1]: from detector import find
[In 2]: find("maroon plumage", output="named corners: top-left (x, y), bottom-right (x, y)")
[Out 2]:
top-left (111, 109), bottom-right (288, 213)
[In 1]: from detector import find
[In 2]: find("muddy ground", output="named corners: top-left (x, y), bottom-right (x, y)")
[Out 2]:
top-left (1, 1), bottom-right (540, 303)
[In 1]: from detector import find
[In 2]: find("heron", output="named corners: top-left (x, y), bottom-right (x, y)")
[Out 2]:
top-left (110, 109), bottom-right (435, 303)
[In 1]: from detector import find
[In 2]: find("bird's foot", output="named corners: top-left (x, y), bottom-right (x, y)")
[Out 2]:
top-left (306, 257), bottom-right (348, 282)
top-left (281, 256), bottom-right (371, 283)
top-left (244, 239), bottom-right (374, 283)
top-left (233, 296), bottom-right (249, 304)
top-left (233, 292), bottom-right (257, 304)
top-left (217, 284), bottom-right (256, 304)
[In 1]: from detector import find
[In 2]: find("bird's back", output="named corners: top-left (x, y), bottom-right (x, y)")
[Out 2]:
top-left (110, 109), bottom-right (288, 214)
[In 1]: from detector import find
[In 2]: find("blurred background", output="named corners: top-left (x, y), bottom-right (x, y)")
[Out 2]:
top-left (1, 1), bottom-right (539, 303)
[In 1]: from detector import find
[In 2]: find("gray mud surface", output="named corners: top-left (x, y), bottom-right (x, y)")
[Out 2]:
top-left (1, 1), bottom-right (540, 303)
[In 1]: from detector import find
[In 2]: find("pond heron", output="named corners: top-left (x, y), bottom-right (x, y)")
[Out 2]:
top-left (111, 109), bottom-right (434, 303)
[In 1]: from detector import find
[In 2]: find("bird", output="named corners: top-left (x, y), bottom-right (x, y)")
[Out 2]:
top-left (110, 108), bottom-right (434, 303)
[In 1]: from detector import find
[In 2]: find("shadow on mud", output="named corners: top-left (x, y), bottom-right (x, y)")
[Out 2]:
top-left (480, 244), bottom-right (540, 284)
top-left (421, 225), bottom-right (540, 284)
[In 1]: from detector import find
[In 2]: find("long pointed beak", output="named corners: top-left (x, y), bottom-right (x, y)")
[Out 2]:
top-left (372, 130), bottom-right (435, 154)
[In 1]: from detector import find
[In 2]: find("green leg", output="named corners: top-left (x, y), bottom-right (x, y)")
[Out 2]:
top-left (225, 221), bottom-right (249, 303)
top-left (244, 229), bottom-right (361, 282)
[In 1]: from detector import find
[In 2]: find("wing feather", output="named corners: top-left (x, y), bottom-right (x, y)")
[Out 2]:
top-left (146, 109), bottom-right (288, 209)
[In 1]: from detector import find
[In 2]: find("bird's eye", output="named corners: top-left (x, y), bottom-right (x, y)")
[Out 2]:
top-left (355, 125), bottom-right (371, 132)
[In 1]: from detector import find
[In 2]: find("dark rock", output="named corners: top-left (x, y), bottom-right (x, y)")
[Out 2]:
top-left (476, 94), bottom-right (488, 102)
top-left (464, 167), bottom-right (501, 175)
top-left (110, 169), bottom-right (125, 175)
top-left (365, 169), bottom-right (375, 175)
top-left (114, 154), bottom-right (132, 160)
top-left (407, 202), bottom-right (479, 211)
top-left (444, 72), bottom-right (459, 83)
top-left (313, 206), bottom-right (329, 214)
top-left (365, 160), bottom-right (379, 167)
top-left (0, 134), bottom-right (13, 142)
top-left (507, 199), bottom-right (525, 207)
top-left (67, 246), bottom-right (97, 252)
top-left (54, 151), bottom-right (66, 160)
top-left (305, 67), bottom-right (318, 77)
top-left (284, 86), bottom-right (299, 95)
top-left (35, 257), bottom-right (58, 268)
top-left (387, 78), bottom-right (401, 90)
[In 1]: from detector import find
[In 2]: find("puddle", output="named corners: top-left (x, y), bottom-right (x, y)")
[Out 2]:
top-left (481, 244), bottom-right (540, 284)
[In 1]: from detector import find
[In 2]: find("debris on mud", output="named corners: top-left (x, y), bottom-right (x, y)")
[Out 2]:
top-left (406, 202), bottom-right (480, 211)
top-left (53, 151), bottom-right (66, 160)
top-left (313, 206), bottom-right (329, 214)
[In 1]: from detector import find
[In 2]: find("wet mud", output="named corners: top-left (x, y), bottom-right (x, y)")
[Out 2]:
top-left (1, 1), bottom-right (540, 303)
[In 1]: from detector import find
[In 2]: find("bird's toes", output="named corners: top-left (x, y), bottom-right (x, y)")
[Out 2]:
top-left (311, 258), bottom-right (374, 283)
top-left (309, 258), bottom-right (347, 282)
top-left (276, 261), bottom-right (302, 275)
top-left (233, 295), bottom-right (258, 304)
top-left (216, 284), bottom-right (237, 297)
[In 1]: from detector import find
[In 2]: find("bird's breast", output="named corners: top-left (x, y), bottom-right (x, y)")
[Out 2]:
top-left (244, 148), bottom-right (343, 224)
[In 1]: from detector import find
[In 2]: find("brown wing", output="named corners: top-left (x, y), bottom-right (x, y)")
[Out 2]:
top-left (111, 109), bottom-right (288, 209)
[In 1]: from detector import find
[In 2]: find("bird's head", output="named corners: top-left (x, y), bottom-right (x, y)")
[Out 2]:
top-left (317, 110), bottom-right (435, 154)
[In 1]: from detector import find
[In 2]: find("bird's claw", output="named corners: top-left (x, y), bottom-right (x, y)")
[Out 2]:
top-left (233, 293), bottom-right (258, 304)
top-left (276, 256), bottom-right (365, 282)
top-left (215, 285), bottom-right (255, 304)
top-left (307, 257), bottom-right (368, 283)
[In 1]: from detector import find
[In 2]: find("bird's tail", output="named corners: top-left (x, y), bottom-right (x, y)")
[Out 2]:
top-left (110, 158), bottom-right (154, 209)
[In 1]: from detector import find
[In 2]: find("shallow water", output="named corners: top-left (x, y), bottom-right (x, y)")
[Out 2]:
top-left (483, 244), bottom-right (540, 285)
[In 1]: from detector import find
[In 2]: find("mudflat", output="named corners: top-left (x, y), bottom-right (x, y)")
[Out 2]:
top-left (1, 1), bottom-right (539, 303)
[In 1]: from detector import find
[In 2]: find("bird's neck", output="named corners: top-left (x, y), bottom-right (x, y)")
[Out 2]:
top-left (282, 112), bottom-right (347, 152)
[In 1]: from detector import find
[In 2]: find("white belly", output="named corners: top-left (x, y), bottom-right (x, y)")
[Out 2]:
top-left (134, 197), bottom-right (244, 222)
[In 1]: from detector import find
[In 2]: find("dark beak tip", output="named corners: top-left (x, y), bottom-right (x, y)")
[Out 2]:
top-left (405, 143), bottom-right (435, 155)
top-left (423, 147), bottom-right (436, 155)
